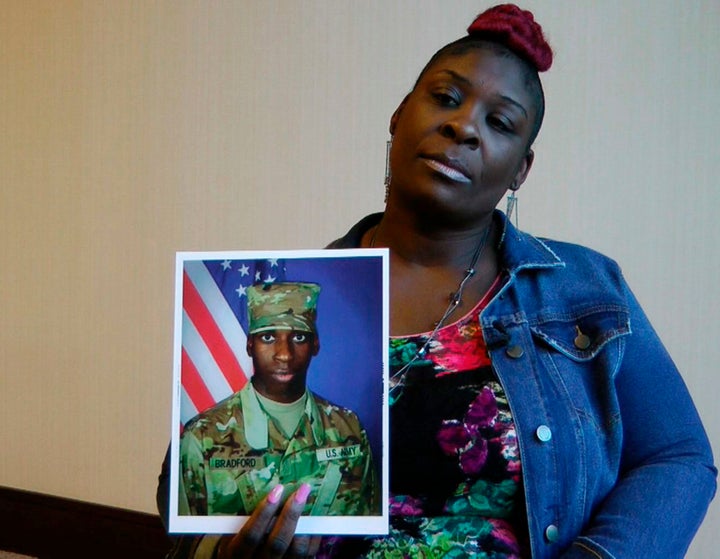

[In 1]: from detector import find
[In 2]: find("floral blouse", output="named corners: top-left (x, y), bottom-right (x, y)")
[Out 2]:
top-left (321, 278), bottom-right (528, 558)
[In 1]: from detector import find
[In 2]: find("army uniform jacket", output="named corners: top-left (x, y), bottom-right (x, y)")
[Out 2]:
top-left (179, 382), bottom-right (379, 517)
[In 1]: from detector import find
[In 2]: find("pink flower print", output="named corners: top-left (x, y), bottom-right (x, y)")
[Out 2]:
top-left (458, 437), bottom-right (488, 475)
top-left (498, 428), bottom-right (521, 473)
top-left (436, 386), bottom-right (500, 476)
top-left (436, 420), bottom-right (472, 455)
top-left (488, 518), bottom-right (522, 555)
top-left (466, 387), bottom-right (498, 432)
top-left (433, 323), bottom-right (490, 372)
top-left (389, 494), bottom-right (424, 516)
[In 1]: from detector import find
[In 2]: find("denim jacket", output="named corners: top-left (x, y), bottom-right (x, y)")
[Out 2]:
top-left (330, 212), bottom-right (716, 559)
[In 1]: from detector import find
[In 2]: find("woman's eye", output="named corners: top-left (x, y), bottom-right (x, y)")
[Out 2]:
top-left (433, 91), bottom-right (460, 106)
top-left (260, 333), bottom-right (276, 343)
top-left (488, 115), bottom-right (513, 132)
top-left (292, 333), bottom-right (308, 343)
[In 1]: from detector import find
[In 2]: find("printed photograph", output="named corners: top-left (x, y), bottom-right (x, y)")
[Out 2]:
top-left (168, 249), bottom-right (389, 535)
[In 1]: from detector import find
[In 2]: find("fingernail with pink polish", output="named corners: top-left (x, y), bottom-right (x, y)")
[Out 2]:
top-left (268, 484), bottom-right (284, 504)
top-left (294, 483), bottom-right (311, 504)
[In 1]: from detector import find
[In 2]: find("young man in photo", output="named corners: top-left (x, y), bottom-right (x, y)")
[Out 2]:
top-left (178, 282), bottom-right (379, 518)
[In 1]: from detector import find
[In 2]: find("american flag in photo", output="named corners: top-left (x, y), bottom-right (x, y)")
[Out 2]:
top-left (180, 257), bottom-right (286, 425)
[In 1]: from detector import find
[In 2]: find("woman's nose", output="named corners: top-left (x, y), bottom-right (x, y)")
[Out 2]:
top-left (441, 109), bottom-right (480, 149)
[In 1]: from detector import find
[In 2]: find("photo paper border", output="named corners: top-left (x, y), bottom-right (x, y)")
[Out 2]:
top-left (169, 248), bottom-right (389, 535)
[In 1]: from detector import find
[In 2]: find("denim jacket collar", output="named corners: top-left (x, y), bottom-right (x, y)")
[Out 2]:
top-left (495, 211), bottom-right (565, 275)
top-left (329, 209), bottom-right (567, 278)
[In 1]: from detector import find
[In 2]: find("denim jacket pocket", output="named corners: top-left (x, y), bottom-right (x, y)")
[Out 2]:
top-left (526, 306), bottom-right (631, 518)
top-left (529, 306), bottom-right (631, 361)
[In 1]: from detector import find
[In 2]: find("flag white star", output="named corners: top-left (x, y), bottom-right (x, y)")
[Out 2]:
top-left (221, 260), bottom-right (232, 271)
top-left (268, 258), bottom-right (278, 267)
top-left (255, 271), bottom-right (262, 281)
top-left (238, 264), bottom-right (249, 276)
top-left (264, 274), bottom-right (276, 283)
top-left (235, 284), bottom-right (247, 298)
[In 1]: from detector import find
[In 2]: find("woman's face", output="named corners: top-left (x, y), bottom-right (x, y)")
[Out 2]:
top-left (388, 47), bottom-right (536, 227)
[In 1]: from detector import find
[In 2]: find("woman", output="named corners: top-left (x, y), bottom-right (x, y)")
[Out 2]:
top-left (160, 4), bottom-right (715, 558)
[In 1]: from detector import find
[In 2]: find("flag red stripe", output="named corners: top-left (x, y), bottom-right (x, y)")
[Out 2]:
top-left (181, 349), bottom-right (216, 414)
top-left (183, 271), bottom-right (247, 393)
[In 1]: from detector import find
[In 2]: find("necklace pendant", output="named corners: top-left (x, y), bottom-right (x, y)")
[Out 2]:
top-left (388, 383), bottom-right (403, 406)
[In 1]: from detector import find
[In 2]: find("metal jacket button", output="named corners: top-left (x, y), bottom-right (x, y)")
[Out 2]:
top-left (506, 345), bottom-right (524, 358)
top-left (574, 326), bottom-right (591, 349)
top-left (545, 524), bottom-right (559, 542)
top-left (536, 425), bottom-right (552, 442)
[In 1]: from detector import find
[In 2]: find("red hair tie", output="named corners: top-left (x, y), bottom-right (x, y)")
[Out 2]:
top-left (467, 3), bottom-right (553, 72)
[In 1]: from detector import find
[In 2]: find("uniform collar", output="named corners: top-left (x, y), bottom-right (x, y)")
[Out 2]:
top-left (241, 382), bottom-right (325, 449)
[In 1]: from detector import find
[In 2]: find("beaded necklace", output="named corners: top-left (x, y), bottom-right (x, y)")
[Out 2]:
top-left (369, 222), bottom-right (492, 404)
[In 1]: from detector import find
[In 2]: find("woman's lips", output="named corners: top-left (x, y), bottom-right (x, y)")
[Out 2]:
top-left (422, 156), bottom-right (472, 183)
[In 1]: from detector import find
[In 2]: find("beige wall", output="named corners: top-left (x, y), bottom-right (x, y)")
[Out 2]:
top-left (1, 0), bottom-right (718, 554)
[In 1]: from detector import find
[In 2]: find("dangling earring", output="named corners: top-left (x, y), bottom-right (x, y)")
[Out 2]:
top-left (506, 189), bottom-right (518, 227)
top-left (384, 139), bottom-right (392, 204)
top-left (499, 184), bottom-right (519, 245)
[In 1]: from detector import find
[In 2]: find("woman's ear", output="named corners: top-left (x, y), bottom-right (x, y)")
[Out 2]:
top-left (513, 149), bottom-right (535, 189)
top-left (389, 95), bottom-right (410, 135)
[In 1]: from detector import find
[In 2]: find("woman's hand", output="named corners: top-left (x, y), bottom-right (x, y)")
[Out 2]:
top-left (216, 483), bottom-right (322, 559)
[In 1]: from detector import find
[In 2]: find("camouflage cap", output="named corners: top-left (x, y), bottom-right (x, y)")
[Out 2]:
top-left (247, 282), bottom-right (321, 334)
